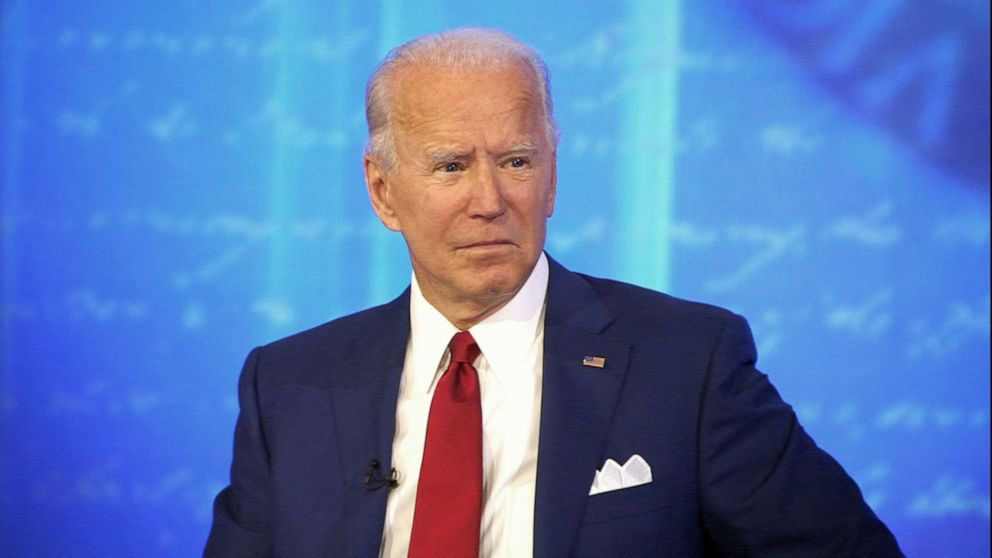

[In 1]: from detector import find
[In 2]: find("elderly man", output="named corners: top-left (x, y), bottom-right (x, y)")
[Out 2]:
top-left (205, 29), bottom-right (903, 557)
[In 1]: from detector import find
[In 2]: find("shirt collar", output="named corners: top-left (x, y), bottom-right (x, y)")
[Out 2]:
top-left (408, 253), bottom-right (550, 394)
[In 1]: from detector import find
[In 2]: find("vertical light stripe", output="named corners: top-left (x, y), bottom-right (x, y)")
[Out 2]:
top-left (323, 5), bottom-right (350, 316)
top-left (266, 3), bottom-right (351, 333)
top-left (366, 0), bottom-right (410, 306)
top-left (266, 2), bottom-right (298, 330)
top-left (617, 0), bottom-right (680, 292)
top-left (366, 0), bottom-right (449, 306)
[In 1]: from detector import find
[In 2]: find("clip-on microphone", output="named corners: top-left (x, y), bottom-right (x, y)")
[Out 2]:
top-left (364, 459), bottom-right (399, 490)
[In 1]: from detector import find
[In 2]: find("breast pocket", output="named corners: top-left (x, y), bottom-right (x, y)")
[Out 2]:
top-left (582, 481), bottom-right (693, 525)
top-left (575, 484), bottom-right (701, 558)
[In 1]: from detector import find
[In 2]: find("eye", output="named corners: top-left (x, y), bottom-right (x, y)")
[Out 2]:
top-left (438, 162), bottom-right (464, 173)
top-left (507, 157), bottom-right (529, 168)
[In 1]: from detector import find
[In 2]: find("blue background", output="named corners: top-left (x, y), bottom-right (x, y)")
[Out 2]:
top-left (1, 1), bottom-right (988, 556)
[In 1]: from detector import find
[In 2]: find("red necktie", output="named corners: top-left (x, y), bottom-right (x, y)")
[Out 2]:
top-left (408, 331), bottom-right (483, 558)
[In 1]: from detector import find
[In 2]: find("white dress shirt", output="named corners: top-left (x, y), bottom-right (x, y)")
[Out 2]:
top-left (380, 254), bottom-right (549, 558)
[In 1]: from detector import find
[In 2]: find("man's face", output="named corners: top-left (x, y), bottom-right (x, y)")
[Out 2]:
top-left (365, 62), bottom-right (557, 323)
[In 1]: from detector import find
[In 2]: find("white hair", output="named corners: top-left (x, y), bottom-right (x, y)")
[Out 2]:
top-left (364, 28), bottom-right (559, 168)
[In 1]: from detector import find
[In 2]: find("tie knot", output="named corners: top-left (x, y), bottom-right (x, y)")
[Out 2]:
top-left (448, 331), bottom-right (480, 364)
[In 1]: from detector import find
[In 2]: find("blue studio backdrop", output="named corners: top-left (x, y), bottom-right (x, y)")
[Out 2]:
top-left (1, 1), bottom-right (989, 556)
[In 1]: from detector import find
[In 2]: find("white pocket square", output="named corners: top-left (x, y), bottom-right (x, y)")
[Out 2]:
top-left (589, 454), bottom-right (653, 495)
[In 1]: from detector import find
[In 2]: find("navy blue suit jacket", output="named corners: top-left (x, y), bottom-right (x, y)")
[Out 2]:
top-left (205, 258), bottom-right (903, 557)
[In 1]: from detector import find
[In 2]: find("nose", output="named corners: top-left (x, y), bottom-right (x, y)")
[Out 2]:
top-left (467, 162), bottom-right (507, 220)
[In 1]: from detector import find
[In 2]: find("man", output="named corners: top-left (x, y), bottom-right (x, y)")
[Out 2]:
top-left (205, 29), bottom-right (904, 557)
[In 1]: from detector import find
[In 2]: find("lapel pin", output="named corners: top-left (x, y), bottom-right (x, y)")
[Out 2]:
top-left (582, 355), bottom-right (606, 368)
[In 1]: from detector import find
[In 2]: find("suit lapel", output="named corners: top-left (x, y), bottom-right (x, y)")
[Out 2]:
top-left (534, 259), bottom-right (632, 558)
top-left (326, 290), bottom-right (410, 555)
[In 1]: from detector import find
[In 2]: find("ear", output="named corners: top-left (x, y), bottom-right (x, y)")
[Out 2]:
top-left (544, 151), bottom-right (557, 217)
top-left (364, 154), bottom-right (402, 232)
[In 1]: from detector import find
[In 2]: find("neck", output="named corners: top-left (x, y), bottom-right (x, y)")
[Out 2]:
top-left (411, 254), bottom-right (544, 330)
top-left (424, 290), bottom-right (517, 330)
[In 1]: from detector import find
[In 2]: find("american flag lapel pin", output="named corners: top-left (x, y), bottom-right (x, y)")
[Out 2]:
top-left (582, 355), bottom-right (606, 368)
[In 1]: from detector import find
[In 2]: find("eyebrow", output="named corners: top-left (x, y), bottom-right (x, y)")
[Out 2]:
top-left (424, 146), bottom-right (472, 162)
top-left (423, 141), bottom-right (540, 163)
top-left (499, 141), bottom-right (539, 156)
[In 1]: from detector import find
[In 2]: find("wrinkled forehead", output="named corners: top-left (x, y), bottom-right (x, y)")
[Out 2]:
top-left (389, 61), bottom-right (544, 133)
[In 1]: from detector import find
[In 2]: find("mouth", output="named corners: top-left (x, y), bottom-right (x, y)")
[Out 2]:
top-left (458, 240), bottom-right (517, 251)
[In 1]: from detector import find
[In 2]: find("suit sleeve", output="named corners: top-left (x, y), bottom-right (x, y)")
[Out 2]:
top-left (204, 348), bottom-right (273, 558)
top-left (698, 314), bottom-right (904, 557)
